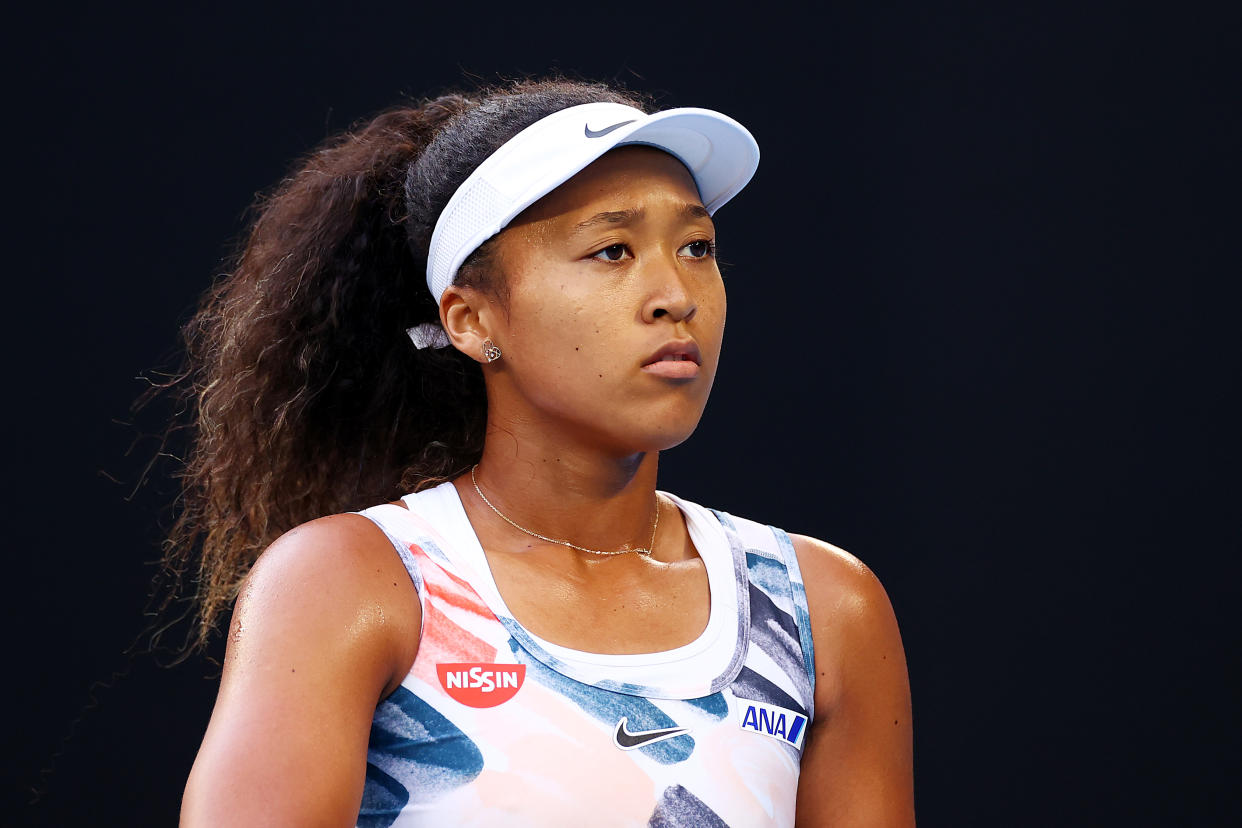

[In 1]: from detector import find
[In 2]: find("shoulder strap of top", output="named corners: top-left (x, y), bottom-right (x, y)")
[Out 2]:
top-left (353, 503), bottom-right (429, 600)
top-left (711, 509), bottom-right (817, 706)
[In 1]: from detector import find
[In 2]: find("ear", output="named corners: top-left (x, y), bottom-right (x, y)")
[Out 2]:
top-left (440, 285), bottom-right (502, 364)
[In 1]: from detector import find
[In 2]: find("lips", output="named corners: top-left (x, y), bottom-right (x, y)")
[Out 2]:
top-left (641, 341), bottom-right (701, 379)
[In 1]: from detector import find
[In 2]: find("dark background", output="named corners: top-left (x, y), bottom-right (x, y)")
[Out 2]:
top-left (9, 3), bottom-right (1239, 826)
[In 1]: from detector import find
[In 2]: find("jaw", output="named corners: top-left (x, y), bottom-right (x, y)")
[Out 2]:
top-left (484, 381), bottom-right (713, 464)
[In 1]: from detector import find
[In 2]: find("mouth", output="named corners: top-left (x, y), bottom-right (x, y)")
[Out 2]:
top-left (641, 341), bottom-right (702, 379)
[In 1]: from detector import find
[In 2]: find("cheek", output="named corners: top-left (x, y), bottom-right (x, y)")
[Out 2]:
top-left (506, 282), bottom-right (621, 370)
top-left (709, 282), bottom-right (726, 327)
top-left (698, 281), bottom-right (727, 345)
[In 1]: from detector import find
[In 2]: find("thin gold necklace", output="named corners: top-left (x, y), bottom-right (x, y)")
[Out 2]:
top-left (470, 464), bottom-right (659, 557)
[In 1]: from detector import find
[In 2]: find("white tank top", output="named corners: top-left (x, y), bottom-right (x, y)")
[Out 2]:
top-left (354, 482), bottom-right (815, 827)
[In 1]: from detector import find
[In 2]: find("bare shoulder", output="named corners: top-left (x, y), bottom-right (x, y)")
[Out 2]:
top-left (247, 510), bottom-right (408, 584)
top-left (788, 534), bottom-right (915, 825)
top-left (182, 512), bottom-right (421, 825)
top-left (234, 511), bottom-right (420, 682)
top-left (787, 533), bottom-right (897, 628)
top-left (241, 512), bottom-right (415, 604)
top-left (786, 534), bottom-right (906, 710)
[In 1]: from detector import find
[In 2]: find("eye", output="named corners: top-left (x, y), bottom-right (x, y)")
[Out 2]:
top-left (590, 244), bottom-right (631, 262)
top-left (680, 239), bottom-right (716, 259)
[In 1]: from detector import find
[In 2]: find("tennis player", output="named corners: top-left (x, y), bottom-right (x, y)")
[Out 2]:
top-left (176, 78), bottom-right (914, 826)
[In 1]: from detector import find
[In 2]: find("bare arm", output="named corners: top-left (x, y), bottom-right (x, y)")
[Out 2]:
top-left (792, 534), bottom-right (915, 827)
top-left (181, 514), bottom-right (421, 827)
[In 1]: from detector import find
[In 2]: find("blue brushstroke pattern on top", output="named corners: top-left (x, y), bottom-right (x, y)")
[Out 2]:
top-left (683, 691), bottom-right (729, 719)
top-left (358, 686), bottom-right (484, 827)
top-left (746, 579), bottom-right (813, 711)
top-left (647, 784), bottom-right (730, 827)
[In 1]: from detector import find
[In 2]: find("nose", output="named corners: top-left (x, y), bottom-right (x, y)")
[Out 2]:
top-left (641, 256), bottom-right (697, 324)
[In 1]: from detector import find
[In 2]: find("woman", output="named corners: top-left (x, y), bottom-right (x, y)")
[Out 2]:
top-left (176, 78), bottom-right (914, 826)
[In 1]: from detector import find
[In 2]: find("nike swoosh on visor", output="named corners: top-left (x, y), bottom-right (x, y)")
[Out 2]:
top-left (584, 119), bottom-right (637, 138)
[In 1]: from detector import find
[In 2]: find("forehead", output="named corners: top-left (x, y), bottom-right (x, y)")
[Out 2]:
top-left (507, 146), bottom-right (704, 229)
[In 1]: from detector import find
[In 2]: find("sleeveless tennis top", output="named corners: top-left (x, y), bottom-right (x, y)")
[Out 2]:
top-left (354, 482), bottom-right (816, 827)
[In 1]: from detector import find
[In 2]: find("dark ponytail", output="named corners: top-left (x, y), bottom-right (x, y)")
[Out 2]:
top-left (157, 78), bottom-right (648, 651)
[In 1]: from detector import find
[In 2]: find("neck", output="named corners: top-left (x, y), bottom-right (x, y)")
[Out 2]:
top-left (456, 429), bottom-right (661, 555)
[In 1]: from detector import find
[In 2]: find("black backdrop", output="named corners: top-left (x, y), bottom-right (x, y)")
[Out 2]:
top-left (10, 4), bottom-right (1239, 826)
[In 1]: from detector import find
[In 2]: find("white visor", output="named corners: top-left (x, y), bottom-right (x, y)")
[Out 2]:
top-left (424, 101), bottom-right (760, 304)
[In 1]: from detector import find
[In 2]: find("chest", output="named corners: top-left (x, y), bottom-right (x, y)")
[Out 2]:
top-left (483, 551), bottom-right (712, 654)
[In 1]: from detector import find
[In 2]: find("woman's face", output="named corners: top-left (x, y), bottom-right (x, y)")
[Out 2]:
top-left (481, 146), bottom-right (726, 456)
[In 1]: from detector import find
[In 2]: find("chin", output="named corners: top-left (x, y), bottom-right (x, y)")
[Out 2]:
top-left (630, 412), bottom-right (706, 453)
top-left (562, 396), bottom-right (711, 455)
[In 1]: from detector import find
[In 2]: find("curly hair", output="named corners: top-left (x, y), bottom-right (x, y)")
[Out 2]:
top-left (158, 79), bottom-right (649, 651)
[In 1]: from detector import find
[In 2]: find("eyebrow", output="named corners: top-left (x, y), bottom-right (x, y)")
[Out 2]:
top-left (572, 204), bottom-right (711, 232)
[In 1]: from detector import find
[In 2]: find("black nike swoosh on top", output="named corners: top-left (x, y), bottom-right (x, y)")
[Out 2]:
top-left (584, 119), bottom-right (637, 138)
top-left (613, 716), bottom-right (690, 750)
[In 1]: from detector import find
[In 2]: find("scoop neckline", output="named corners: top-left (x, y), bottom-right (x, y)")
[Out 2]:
top-left (404, 480), bottom-right (750, 696)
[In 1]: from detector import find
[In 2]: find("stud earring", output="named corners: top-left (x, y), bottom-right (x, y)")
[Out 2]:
top-left (482, 339), bottom-right (502, 363)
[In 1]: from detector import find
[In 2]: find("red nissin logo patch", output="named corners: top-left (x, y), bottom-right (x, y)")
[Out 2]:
top-left (436, 663), bottom-right (526, 708)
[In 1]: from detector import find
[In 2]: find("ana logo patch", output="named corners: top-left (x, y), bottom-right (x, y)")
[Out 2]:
top-left (437, 663), bottom-right (526, 708)
top-left (737, 699), bottom-right (808, 749)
